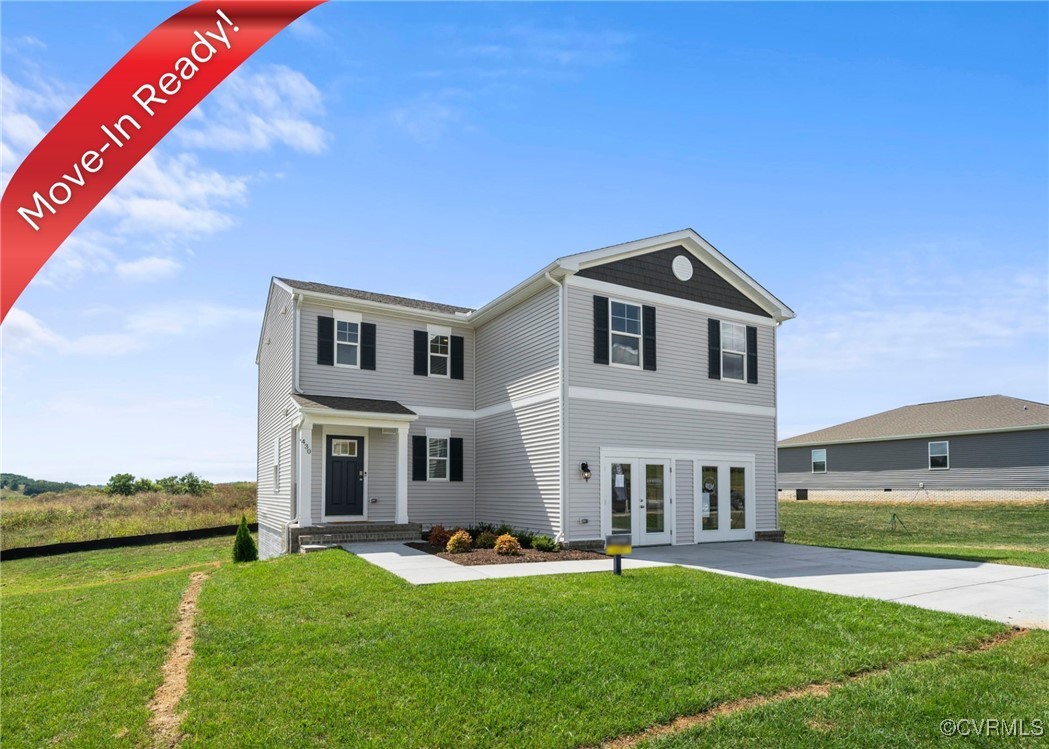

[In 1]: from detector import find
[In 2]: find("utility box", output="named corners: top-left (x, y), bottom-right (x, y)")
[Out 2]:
top-left (796, 489), bottom-right (809, 501)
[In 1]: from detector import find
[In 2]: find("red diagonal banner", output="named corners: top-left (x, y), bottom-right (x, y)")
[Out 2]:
top-left (0, 0), bottom-right (326, 322)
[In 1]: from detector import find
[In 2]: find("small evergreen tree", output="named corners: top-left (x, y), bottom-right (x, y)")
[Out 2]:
top-left (232, 515), bottom-right (258, 562)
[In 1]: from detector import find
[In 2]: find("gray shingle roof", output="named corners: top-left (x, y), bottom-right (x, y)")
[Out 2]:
top-left (277, 278), bottom-right (473, 315)
top-left (292, 393), bottom-right (416, 416)
top-left (779, 395), bottom-right (1049, 447)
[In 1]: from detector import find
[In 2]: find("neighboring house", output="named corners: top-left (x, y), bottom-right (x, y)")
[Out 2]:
top-left (256, 229), bottom-right (795, 558)
top-left (778, 395), bottom-right (1049, 501)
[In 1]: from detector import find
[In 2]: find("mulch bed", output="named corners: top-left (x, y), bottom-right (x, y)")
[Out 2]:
top-left (406, 542), bottom-right (606, 566)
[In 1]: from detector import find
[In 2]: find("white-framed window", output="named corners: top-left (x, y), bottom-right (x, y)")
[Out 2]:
top-left (928, 441), bottom-right (949, 470)
top-left (721, 321), bottom-right (746, 381)
top-left (610, 300), bottom-right (642, 367)
top-left (426, 428), bottom-right (450, 481)
top-left (334, 310), bottom-right (362, 368)
top-left (272, 436), bottom-right (281, 490)
top-left (331, 439), bottom-right (358, 457)
top-left (811, 448), bottom-right (827, 473)
top-left (428, 325), bottom-right (450, 378)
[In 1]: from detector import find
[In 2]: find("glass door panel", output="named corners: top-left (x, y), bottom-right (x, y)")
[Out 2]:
top-left (700, 466), bottom-right (719, 532)
top-left (611, 463), bottom-right (631, 535)
top-left (730, 466), bottom-right (747, 530)
top-left (645, 463), bottom-right (665, 533)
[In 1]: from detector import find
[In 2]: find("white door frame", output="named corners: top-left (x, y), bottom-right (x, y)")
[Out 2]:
top-left (320, 425), bottom-right (368, 522)
top-left (600, 451), bottom-right (676, 546)
top-left (693, 454), bottom-right (756, 542)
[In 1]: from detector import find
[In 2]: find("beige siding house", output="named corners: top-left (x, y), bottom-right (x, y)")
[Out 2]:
top-left (256, 229), bottom-right (795, 557)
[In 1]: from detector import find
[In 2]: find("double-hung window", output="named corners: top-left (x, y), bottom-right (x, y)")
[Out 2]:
top-left (428, 326), bottom-right (450, 377)
top-left (811, 448), bottom-right (827, 473)
top-left (721, 322), bottom-right (747, 381)
top-left (427, 429), bottom-right (450, 481)
top-left (610, 301), bottom-right (642, 367)
top-left (928, 441), bottom-right (949, 470)
top-left (334, 311), bottom-right (361, 367)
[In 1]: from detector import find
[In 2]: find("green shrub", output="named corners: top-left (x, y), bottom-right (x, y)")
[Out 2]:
top-left (132, 478), bottom-right (157, 493)
top-left (446, 529), bottom-right (472, 553)
top-left (532, 534), bottom-right (558, 552)
top-left (232, 515), bottom-right (258, 562)
top-left (105, 474), bottom-right (136, 496)
top-left (178, 472), bottom-right (213, 496)
top-left (466, 523), bottom-right (496, 539)
top-left (475, 530), bottom-right (498, 549)
top-left (494, 533), bottom-right (521, 556)
top-left (495, 523), bottom-right (514, 536)
top-left (427, 525), bottom-right (451, 549)
top-left (516, 530), bottom-right (535, 549)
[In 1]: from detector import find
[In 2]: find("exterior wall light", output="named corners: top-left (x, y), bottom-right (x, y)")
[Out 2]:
top-left (580, 462), bottom-right (591, 482)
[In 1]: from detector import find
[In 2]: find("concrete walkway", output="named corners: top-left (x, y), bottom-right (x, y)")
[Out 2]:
top-left (342, 541), bottom-right (1048, 629)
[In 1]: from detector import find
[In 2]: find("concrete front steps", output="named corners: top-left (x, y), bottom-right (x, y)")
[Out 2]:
top-left (291, 522), bottom-right (421, 553)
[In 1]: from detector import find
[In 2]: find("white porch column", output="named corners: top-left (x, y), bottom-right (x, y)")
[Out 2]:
top-left (396, 425), bottom-right (409, 524)
top-left (298, 420), bottom-right (315, 526)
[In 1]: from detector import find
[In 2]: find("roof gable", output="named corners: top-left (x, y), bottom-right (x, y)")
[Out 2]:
top-left (575, 245), bottom-right (772, 318)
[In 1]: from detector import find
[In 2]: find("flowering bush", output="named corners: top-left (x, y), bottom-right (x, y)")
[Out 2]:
top-left (446, 529), bottom-right (473, 553)
top-left (494, 533), bottom-right (521, 556)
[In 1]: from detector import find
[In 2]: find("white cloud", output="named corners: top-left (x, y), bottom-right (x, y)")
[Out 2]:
top-left (114, 256), bottom-right (182, 282)
top-left (1, 302), bottom-right (257, 357)
top-left (175, 64), bottom-right (330, 153)
top-left (390, 89), bottom-right (471, 143)
top-left (287, 17), bottom-right (329, 43)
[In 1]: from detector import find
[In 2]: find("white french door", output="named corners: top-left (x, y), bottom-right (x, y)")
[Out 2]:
top-left (694, 458), bottom-right (755, 542)
top-left (606, 457), bottom-right (673, 546)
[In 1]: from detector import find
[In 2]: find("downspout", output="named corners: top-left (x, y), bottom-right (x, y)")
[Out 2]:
top-left (544, 271), bottom-right (567, 544)
top-left (285, 293), bottom-right (304, 554)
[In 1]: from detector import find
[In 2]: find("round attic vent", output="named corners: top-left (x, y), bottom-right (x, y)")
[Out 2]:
top-left (672, 255), bottom-right (694, 282)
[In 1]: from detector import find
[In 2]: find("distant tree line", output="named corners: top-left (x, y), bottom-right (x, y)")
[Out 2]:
top-left (105, 472), bottom-right (214, 496)
top-left (0, 473), bottom-right (86, 496)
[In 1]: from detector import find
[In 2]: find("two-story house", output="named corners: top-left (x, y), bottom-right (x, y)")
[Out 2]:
top-left (256, 229), bottom-right (795, 558)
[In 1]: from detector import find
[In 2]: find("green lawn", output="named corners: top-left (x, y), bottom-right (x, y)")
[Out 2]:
top-left (643, 630), bottom-right (1049, 748)
top-left (780, 499), bottom-right (1049, 568)
top-left (181, 550), bottom-right (1004, 748)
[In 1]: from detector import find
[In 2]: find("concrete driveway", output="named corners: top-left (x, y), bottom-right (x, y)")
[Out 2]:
top-left (630, 542), bottom-right (1048, 629)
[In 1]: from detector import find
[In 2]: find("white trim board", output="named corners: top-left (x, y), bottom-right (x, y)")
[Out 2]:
top-left (569, 387), bottom-right (776, 418)
top-left (408, 388), bottom-right (560, 421)
top-left (566, 275), bottom-right (779, 328)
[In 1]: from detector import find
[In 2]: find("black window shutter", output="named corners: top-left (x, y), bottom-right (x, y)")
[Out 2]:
top-left (593, 295), bottom-right (609, 365)
top-left (449, 438), bottom-right (464, 482)
top-left (413, 331), bottom-right (428, 376)
top-left (451, 336), bottom-right (465, 380)
top-left (317, 316), bottom-right (334, 366)
top-left (642, 305), bottom-right (657, 371)
top-left (412, 436), bottom-right (427, 481)
top-left (361, 323), bottom-right (376, 370)
top-left (707, 319), bottom-right (721, 379)
top-left (746, 326), bottom-right (759, 384)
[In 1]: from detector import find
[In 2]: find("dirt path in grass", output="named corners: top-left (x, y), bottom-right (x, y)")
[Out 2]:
top-left (148, 570), bottom-right (210, 748)
top-left (593, 628), bottom-right (1029, 749)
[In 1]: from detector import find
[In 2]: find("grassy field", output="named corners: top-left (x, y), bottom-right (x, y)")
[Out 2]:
top-left (2, 540), bottom-right (1034, 748)
top-left (0, 482), bottom-right (256, 550)
top-left (780, 499), bottom-right (1049, 568)
top-left (181, 551), bottom-right (1004, 748)
top-left (1, 537), bottom-right (239, 748)
top-left (643, 629), bottom-right (1049, 748)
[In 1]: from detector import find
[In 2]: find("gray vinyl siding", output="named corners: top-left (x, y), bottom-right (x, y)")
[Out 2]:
top-left (476, 399), bottom-right (561, 534)
top-left (675, 459), bottom-right (695, 544)
top-left (475, 286), bottom-right (559, 409)
top-left (565, 400), bottom-right (777, 542)
top-left (256, 283), bottom-right (296, 559)
top-left (299, 301), bottom-right (474, 411)
top-left (473, 286), bottom-right (561, 533)
top-left (565, 285), bottom-right (775, 408)
top-left (779, 429), bottom-right (1049, 490)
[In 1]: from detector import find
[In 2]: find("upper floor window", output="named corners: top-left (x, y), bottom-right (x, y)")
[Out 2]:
top-left (929, 441), bottom-right (949, 470)
top-left (811, 448), bottom-right (827, 473)
top-left (610, 300), bottom-right (641, 367)
top-left (429, 332), bottom-right (450, 377)
top-left (333, 311), bottom-right (363, 368)
top-left (721, 322), bottom-right (747, 381)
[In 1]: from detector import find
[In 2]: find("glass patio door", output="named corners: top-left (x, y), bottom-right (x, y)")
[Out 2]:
top-left (608, 459), bottom-right (673, 546)
top-left (696, 460), bottom-right (754, 541)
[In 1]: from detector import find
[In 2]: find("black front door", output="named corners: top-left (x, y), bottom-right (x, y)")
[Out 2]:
top-left (326, 436), bottom-right (364, 517)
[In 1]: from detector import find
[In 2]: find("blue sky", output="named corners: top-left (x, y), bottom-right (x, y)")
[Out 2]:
top-left (2, 1), bottom-right (1046, 483)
